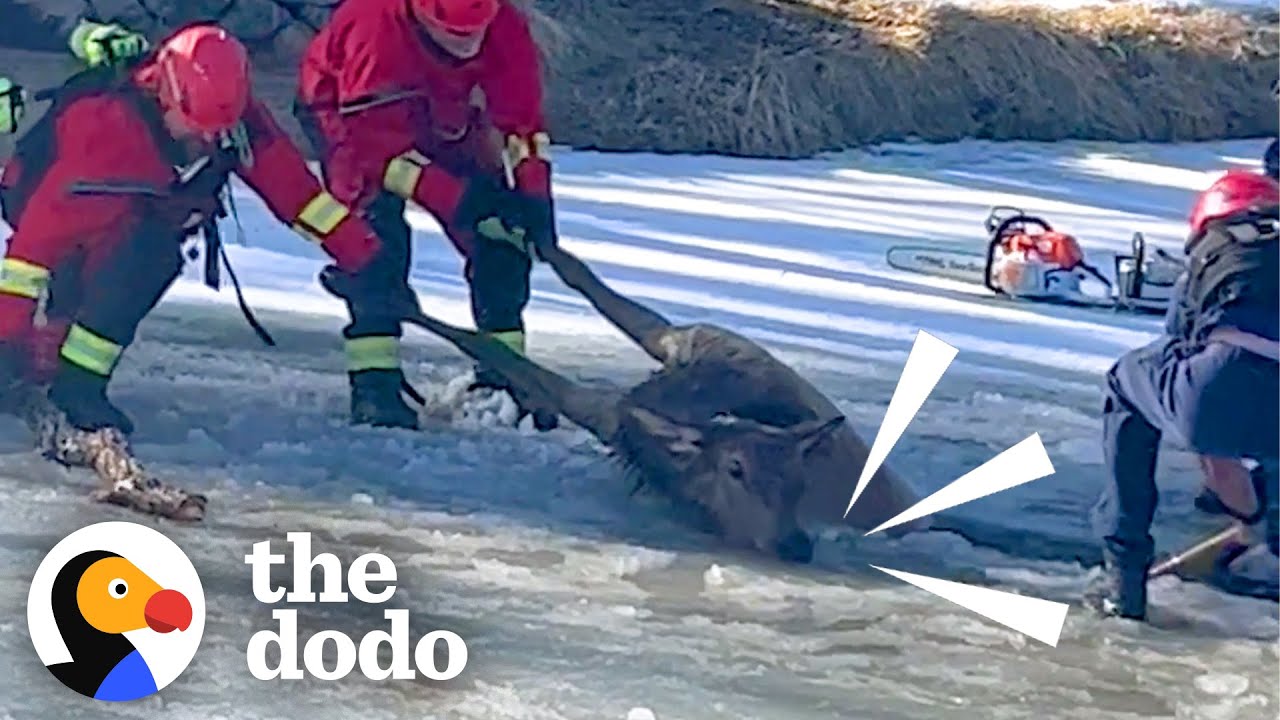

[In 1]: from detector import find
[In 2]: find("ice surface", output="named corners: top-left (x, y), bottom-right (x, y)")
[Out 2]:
top-left (0, 138), bottom-right (1276, 719)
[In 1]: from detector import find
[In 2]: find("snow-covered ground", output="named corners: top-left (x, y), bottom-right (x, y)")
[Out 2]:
top-left (0, 137), bottom-right (1277, 719)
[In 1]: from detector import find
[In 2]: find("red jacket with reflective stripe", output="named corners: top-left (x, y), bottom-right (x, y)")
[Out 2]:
top-left (2, 82), bottom-right (379, 273)
top-left (296, 0), bottom-right (551, 216)
top-left (1, 94), bottom-right (163, 271)
top-left (236, 96), bottom-right (380, 271)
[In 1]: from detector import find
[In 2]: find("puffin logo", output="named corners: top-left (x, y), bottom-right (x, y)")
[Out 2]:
top-left (26, 521), bottom-right (205, 702)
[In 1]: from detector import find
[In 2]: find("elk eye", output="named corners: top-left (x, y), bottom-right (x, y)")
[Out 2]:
top-left (726, 458), bottom-right (745, 480)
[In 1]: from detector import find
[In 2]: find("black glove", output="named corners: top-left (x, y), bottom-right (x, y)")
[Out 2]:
top-left (454, 174), bottom-right (557, 260)
top-left (520, 193), bottom-right (558, 261)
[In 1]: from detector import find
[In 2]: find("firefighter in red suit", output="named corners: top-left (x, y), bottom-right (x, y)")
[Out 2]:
top-left (294, 0), bottom-right (560, 431)
top-left (0, 23), bottom-right (392, 438)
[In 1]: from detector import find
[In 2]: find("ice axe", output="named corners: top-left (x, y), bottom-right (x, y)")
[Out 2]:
top-left (1147, 523), bottom-right (1249, 581)
top-left (1143, 524), bottom-right (1278, 603)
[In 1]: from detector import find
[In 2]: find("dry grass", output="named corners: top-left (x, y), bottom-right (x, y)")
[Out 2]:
top-left (2, 0), bottom-right (1276, 158)
top-left (789, 1), bottom-right (1278, 64)
top-left (532, 0), bottom-right (1279, 157)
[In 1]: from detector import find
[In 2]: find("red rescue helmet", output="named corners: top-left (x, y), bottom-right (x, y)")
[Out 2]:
top-left (412, 0), bottom-right (500, 36)
top-left (153, 25), bottom-right (250, 135)
top-left (1188, 169), bottom-right (1280, 238)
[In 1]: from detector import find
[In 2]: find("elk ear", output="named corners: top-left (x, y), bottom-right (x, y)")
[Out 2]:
top-left (791, 414), bottom-right (845, 456)
top-left (628, 407), bottom-right (703, 458)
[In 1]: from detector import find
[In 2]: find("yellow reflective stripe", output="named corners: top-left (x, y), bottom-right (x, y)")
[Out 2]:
top-left (0, 257), bottom-right (50, 299)
top-left (346, 336), bottom-right (400, 372)
top-left (59, 324), bottom-right (122, 376)
top-left (295, 191), bottom-right (349, 237)
top-left (383, 152), bottom-right (428, 199)
top-left (485, 330), bottom-right (525, 356)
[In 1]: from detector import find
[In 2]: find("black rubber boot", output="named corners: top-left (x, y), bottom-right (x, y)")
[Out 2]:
top-left (1083, 553), bottom-right (1150, 621)
top-left (349, 368), bottom-right (419, 430)
top-left (46, 359), bottom-right (134, 435)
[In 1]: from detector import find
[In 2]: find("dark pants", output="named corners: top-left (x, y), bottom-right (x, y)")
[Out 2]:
top-left (291, 99), bottom-right (532, 343)
top-left (346, 192), bottom-right (413, 341)
top-left (74, 222), bottom-right (186, 357)
top-left (1091, 336), bottom-right (1280, 566)
top-left (466, 232), bottom-right (532, 337)
top-left (353, 196), bottom-right (533, 340)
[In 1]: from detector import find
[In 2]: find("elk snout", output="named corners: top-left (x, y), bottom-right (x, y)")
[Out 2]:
top-left (775, 528), bottom-right (814, 563)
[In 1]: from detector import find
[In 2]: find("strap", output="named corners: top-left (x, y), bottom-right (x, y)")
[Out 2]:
top-left (215, 238), bottom-right (276, 347)
top-left (217, 190), bottom-right (276, 347)
top-left (200, 216), bottom-right (222, 290)
top-left (400, 377), bottom-right (426, 407)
